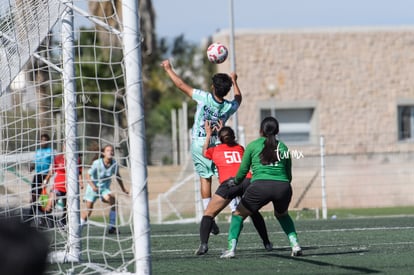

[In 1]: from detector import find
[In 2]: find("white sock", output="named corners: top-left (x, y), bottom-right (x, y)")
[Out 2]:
top-left (202, 198), bottom-right (211, 210)
top-left (229, 197), bottom-right (241, 212)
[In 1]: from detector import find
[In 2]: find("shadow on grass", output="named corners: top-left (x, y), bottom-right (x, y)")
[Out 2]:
top-left (266, 247), bottom-right (380, 274)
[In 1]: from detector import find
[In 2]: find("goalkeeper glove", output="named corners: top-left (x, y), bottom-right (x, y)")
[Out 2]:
top-left (222, 177), bottom-right (237, 188)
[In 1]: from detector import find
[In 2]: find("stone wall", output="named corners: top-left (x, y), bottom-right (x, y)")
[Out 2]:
top-left (214, 27), bottom-right (414, 155)
top-left (209, 27), bottom-right (414, 209)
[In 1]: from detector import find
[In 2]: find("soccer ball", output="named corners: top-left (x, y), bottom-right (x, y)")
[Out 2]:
top-left (207, 42), bottom-right (228, 64)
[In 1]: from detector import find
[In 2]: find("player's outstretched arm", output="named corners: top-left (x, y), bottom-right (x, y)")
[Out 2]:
top-left (230, 72), bottom-right (242, 105)
top-left (161, 59), bottom-right (193, 97)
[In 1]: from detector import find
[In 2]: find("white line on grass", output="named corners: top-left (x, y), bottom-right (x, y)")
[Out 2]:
top-left (151, 226), bottom-right (414, 238)
top-left (299, 226), bottom-right (414, 234)
top-left (152, 241), bottom-right (414, 254)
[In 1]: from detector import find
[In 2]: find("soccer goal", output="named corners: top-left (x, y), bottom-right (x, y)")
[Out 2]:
top-left (0, 0), bottom-right (150, 273)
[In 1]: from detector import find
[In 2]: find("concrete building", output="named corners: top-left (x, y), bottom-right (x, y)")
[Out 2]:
top-left (212, 27), bottom-right (414, 210)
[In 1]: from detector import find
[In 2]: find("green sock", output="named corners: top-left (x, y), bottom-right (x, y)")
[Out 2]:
top-left (227, 215), bottom-right (244, 251)
top-left (277, 214), bottom-right (299, 247)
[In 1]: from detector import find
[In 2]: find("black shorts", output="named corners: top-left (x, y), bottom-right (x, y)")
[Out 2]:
top-left (50, 190), bottom-right (66, 198)
top-left (240, 180), bottom-right (292, 215)
top-left (31, 174), bottom-right (47, 195)
top-left (215, 178), bottom-right (251, 200)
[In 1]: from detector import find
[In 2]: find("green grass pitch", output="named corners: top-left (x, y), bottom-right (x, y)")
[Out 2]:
top-left (47, 215), bottom-right (414, 274)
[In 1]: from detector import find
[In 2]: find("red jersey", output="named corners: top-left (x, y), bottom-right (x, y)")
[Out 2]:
top-left (204, 143), bottom-right (252, 184)
top-left (52, 154), bottom-right (82, 192)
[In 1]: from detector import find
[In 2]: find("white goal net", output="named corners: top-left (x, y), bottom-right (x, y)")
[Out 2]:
top-left (0, 0), bottom-right (149, 273)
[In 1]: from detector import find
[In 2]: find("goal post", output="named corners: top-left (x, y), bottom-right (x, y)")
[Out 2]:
top-left (122, 0), bottom-right (152, 272)
top-left (62, 0), bottom-right (81, 262)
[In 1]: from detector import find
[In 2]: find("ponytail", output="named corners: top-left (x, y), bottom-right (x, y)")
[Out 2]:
top-left (259, 117), bottom-right (280, 165)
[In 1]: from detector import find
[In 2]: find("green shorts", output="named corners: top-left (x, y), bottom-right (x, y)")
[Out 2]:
top-left (83, 184), bottom-right (112, 203)
top-left (191, 138), bottom-right (218, 179)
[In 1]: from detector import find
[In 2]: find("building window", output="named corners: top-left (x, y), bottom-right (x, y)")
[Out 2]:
top-left (260, 108), bottom-right (315, 143)
top-left (398, 105), bottom-right (414, 140)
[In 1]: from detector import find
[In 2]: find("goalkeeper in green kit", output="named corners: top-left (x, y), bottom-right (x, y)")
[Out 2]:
top-left (220, 117), bottom-right (302, 258)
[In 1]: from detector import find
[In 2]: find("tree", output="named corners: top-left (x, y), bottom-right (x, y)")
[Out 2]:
top-left (143, 35), bottom-right (216, 164)
top-left (78, 0), bottom-right (156, 161)
top-left (85, 0), bottom-right (215, 164)
top-left (13, 0), bottom-right (53, 134)
top-left (88, 0), bottom-right (155, 56)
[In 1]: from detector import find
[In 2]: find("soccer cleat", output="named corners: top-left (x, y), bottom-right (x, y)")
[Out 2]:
top-left (220, 250), bottom-right (235, 259)
top-left (194, 243), bottom-right (208, 255)
top-left (291, 245), bottom-right (303, 256)
top-left (108, 227), bottom-right (120, 235)
top-left (211, 221), bottom-right (220, 235)
top-left (264, 242), bottom-right (273, 252)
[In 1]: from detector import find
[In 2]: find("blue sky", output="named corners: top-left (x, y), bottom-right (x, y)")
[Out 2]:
top-left (153, 0), bottom-right (414, 43)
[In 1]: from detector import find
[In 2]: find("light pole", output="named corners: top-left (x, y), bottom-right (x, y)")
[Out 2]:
top-left (229, 0), bottom-right (238, 138)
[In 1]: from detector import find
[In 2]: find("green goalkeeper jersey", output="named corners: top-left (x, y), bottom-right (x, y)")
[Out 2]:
top-left (235, 137), bottom-right (292, 183)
